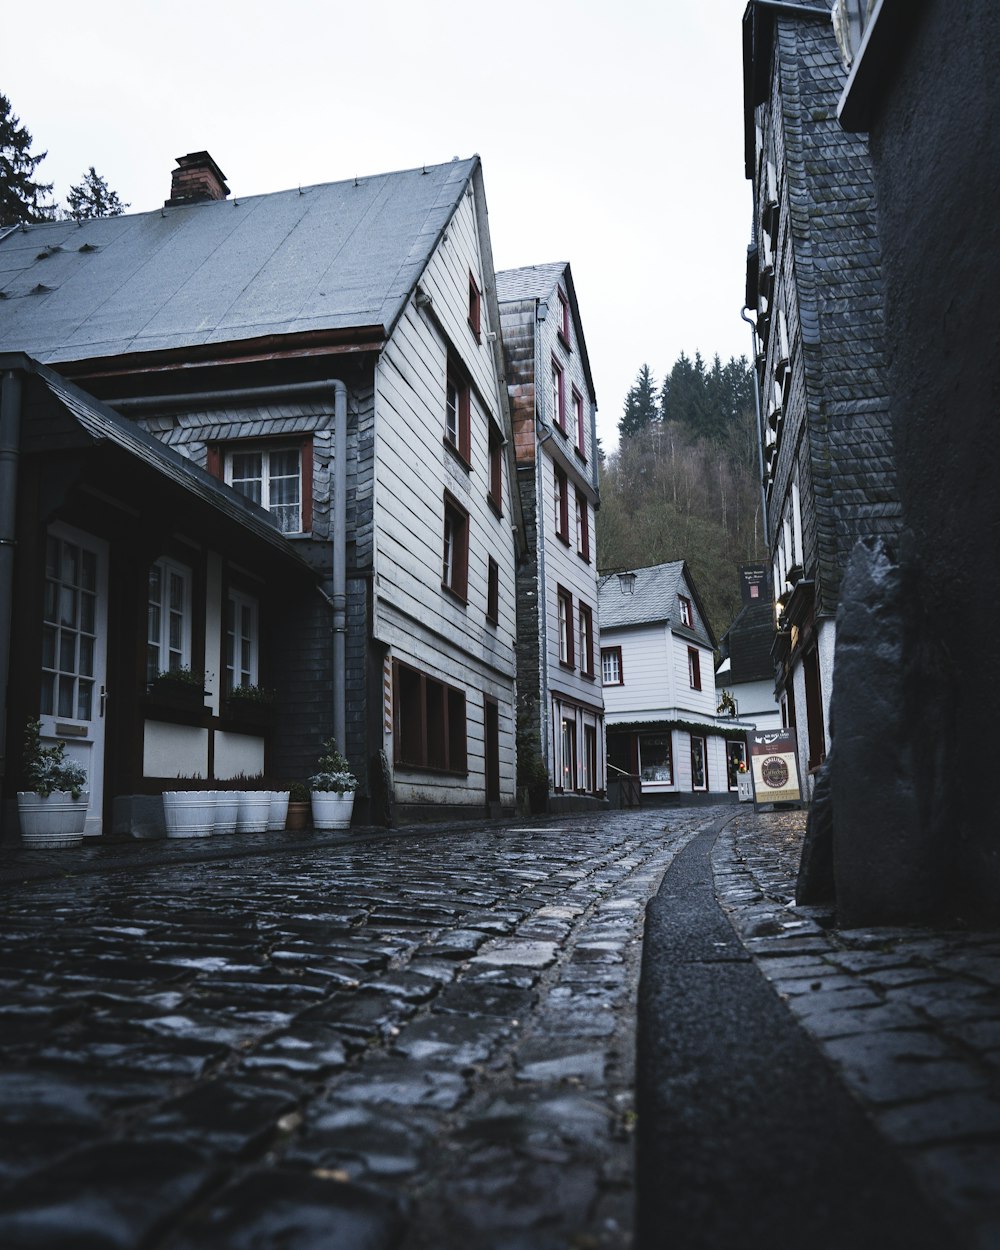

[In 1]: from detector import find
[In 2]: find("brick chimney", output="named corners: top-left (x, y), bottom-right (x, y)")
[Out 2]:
top-left (165, 151), bottom-right (230, 207)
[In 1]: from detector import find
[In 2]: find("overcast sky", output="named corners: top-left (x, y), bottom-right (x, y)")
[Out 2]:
top-left (4, 0), bottom-right (754, 452)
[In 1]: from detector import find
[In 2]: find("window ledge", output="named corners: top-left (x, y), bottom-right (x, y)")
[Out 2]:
top-left (487, 495), bottom-right (503, 519)
top-left (443, 436), bottom-right (472, 472)
top-left (441, 584), bottom-right (468, 607)
top-left (557, 330), bottom-right (572, 353)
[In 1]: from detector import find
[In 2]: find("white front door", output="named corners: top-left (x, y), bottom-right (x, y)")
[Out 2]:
top-left (39, 524), bottom-right (109, 837)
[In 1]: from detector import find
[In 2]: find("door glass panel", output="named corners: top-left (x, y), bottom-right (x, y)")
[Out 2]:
top-left (58, 675), bottom-right (75, 718)
top-left (81, 550), bottom-right (97, 592)
top-left (42, 536), bottom-right (100, 723)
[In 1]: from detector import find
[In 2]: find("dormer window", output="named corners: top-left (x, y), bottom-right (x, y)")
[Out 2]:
top-left (557, 286), bottom-right (570, 348)
top-left (468, 273), bottom-right (481, 342)
top-left (679, 595), bottom-right (693, 628)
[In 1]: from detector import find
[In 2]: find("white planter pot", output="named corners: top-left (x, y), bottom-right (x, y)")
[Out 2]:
top-left (214, 791), bottom-right (239, 835)
top-left (267, 791), bottom-right (290, 831)
top-left (237, 791), bottom-right (270, 833)
top-left (163, 791), bottom-right (215, 839)
top-left (311, 790), bottom-right (355, 830)
top-left (17, 791), bottom-right (89, 848)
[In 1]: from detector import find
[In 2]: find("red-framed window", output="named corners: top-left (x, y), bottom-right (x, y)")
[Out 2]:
top-left (579, 603), bottom-right (594, 677)
top-left (468, 272), bottom-right (481, 342)
top-left (393, 660), bottom-right (468, 774)
top-left (557, 286), bottom-right (571, 348)
top-left (601, 645), bottom-right (623, 685)
top-left (573, 387), bottom-right (586, 458)
top-left (551, 358), bottom-right (566, 431)
top-left (445, 360), bottom-right (471, 466)
top-left (442, 492), bottom-right (470, 603)
top-left (554, 466), bottom-right (570, 544)
top-left (209, 438), bottom-right (314, 535)
top-left (486, 556), bottom-right (499, 626)
top-left (558, 586), bottom-right (574, 668)
top-left (688, 646), bottom-right (702, 690)
top-left (575, 489), bottom-right (590, 562)
top-left (488, 422), bottom-right (503, 515)
top-left (690, 735), bottom-right (708, 791)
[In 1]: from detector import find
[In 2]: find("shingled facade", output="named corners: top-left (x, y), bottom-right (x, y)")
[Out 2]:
top-left (742, 0), bottom-right (899, 795)
top-left (825, 0), bottom-right (1000, 923)
top-left (496, 264), bottom-right (605, 811)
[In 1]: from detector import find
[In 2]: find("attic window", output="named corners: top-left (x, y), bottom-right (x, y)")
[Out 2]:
top-left (679, 595), bottom-right (693, 628)
top-left (557, 287), bottom-right (570, 348)
top-left (468, 273), bottom-right (481, 343)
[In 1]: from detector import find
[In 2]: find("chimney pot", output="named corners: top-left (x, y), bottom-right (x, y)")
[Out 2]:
top-left (165, 151), bottom-right (230, 207)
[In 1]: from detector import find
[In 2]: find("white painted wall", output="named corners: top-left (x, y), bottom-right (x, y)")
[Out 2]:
top-left (373, 189), bottom-right (517, 809)
top-left (143, 722), bottom-right (209, 779)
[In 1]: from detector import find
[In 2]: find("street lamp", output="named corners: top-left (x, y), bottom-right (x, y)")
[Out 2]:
top-left (617, 570), bottom-right (636, 595)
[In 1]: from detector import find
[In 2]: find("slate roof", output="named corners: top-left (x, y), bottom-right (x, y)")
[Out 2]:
top-left (0, 158), bottom-right (479, 365)
top-left (4, 352), bottom-right (314, 570)
top-left (495, 263), bottom-right (567, 304)
top-left (598, 560), bottom-right (716, 647)
top-left (718, 599), bottom-right (777, 684)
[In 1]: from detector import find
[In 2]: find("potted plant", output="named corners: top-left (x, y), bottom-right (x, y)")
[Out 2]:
top-left (17, 719), bottom-right (90, 848)
top-left (162, 774), bottom-right (215, 838)
top-left (309, 740), bottom-right (357, 830)
top-left (146, 666), bottom-right (209, 712)
top-left (222, 683), bottom-right (275, 728)
top-left (285, 780), bottom-right (311, 831)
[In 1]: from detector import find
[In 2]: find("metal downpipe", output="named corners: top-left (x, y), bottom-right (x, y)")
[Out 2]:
top-left (0, 369), bottom-right (23, 799)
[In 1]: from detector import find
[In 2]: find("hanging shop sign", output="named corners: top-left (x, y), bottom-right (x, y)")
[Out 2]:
top-left (749, 727), bottom-right (802, 805)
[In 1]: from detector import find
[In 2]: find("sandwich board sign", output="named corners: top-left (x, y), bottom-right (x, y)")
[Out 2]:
top-left (749, 727), bottom-right (803, 807)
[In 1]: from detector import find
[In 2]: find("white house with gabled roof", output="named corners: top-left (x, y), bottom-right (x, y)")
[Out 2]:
top-left (600, 560), bottom-right (747, 800)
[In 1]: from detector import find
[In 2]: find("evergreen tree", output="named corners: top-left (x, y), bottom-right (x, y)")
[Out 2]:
top-left (618, 363), bottom-right (659, 439)
top-left (0, 93), bottom-right (55, 226)
top-left (65, 166), bottom-right (129, 221)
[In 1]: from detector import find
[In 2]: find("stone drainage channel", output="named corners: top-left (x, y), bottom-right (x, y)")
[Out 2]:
top-left (0, 810), bottom-right (711, 1250)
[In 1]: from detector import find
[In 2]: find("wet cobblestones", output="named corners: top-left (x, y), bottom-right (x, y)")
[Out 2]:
top-left (716, 809), bottom-right (1000, 1250)
top-left (0, 812), bottom-right (708, 1249)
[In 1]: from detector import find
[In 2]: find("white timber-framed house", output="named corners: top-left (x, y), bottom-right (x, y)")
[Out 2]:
top-left (0, 151), bottom-right (522, 838)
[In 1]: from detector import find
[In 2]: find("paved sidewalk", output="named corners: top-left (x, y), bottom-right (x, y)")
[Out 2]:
top-left (715, 808), bottom-right (1000, 1250)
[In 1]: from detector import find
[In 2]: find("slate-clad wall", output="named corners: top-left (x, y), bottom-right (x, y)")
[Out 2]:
top-left (763, 11), bottom-right (899, 617)
top-left (861, 0), bottom-right (1000, 916)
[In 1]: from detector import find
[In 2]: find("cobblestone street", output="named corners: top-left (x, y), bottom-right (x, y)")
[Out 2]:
top-left (3, 807), bottom-right (1000, 1249)
top-left (0, 811), bottom-right (706, 1249)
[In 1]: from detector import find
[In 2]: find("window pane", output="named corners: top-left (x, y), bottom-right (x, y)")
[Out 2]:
top-left (42, 625), bottom-right (57, 669)
top-left (80, 591), bottom-right (96, 635)
top-left (81, 550), bottom-right (97, 592)
top-left (79, 635), bottom-right (94, 678)
top-left (45, 536), bottom-right (59, 578)
top-left (58, 675), bottom-right (75, 718)
top-left (59, 631), bottom-right (76, 674)
top-left (60, 587), bottom-right (77, 628)
top-left (40, 673), bottom-right (54, 716)
top-left (77, 680), bottom-right (93, 721)
top-left (62, 542), bottom-right (79, 588)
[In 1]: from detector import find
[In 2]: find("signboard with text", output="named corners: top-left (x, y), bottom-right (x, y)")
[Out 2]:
top-left (749, 727), bottom-right (802, 806)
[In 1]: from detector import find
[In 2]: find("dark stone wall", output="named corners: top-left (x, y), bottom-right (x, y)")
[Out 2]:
top-left (773, 14), bottom-right (899, 617)
top-left (865, 0), bottom-right (1000, 918)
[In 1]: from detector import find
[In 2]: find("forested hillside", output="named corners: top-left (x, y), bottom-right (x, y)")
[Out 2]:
top-left (598, 352), bottom-right (765, 639)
